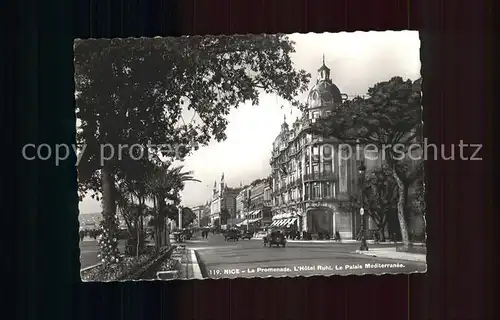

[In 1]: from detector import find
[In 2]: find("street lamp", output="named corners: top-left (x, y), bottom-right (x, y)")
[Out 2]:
top-left (164, 198), bottom-right (175, 247)
top-left (358, 161), bottom-right (369, 251)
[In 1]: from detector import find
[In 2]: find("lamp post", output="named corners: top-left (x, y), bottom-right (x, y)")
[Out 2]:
top-left (358, 161), bottom-right (369, 251)
top-left (178, 206), bottom-right (183, 230)
top-left (164, 198), bottom-right (175, 247)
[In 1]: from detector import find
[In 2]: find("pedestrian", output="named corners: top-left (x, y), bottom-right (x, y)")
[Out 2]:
top-left (334, 231), bottom-right (341, 241)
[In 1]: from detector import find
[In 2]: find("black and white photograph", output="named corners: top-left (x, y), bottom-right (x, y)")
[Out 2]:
top-left (75, 31), bottom-right (426, 281)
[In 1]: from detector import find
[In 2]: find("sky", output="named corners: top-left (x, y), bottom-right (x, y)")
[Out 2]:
top-left (79, 30), bottom-right (421, 214)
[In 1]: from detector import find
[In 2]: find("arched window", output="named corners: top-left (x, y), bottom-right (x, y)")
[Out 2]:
top-left (323, 145), bottom-right (332, 157)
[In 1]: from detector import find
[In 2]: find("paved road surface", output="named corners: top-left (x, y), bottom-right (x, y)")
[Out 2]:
top-left (186, 233), bottom-right (426, 279)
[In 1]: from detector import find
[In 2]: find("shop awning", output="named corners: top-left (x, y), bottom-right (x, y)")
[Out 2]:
top-left (248, 217), bottom-right (262, 224)
top-left (235, 220), bottom-right (248, 226)
top-left (249, 209), bottom-right (260, 217)
top-left (269, 217), bottom-right (298, 228)
top-left (272, 212), bottom-right (294, 220)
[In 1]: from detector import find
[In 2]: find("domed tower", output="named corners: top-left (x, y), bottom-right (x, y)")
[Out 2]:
top-left (305, 55), bottom-right (345, 120)
top-left (269, 56), bottom-right (355, 238)
top-left (298, 56), bottom-right (349, 237)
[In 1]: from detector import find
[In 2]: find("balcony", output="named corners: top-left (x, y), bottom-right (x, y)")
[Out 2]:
top-left (303, 195), bottom-right (337, 202)
top-left (303, 171), bottom-right (337, 182)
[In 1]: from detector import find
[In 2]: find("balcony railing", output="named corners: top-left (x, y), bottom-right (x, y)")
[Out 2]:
top-left (302, 171), bottom-right (337, 182)
top-left (302, 195), bottom-right (337, 202)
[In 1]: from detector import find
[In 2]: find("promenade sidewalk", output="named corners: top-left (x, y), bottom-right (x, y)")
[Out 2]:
top-left (185, 248), bottom-right (203, 279)
top-left (355, 247), bottom-right (426, 262)
top-left (170, 246), bottom-right (203, 279)
top-left (250, 237), bottom-right (424, 246)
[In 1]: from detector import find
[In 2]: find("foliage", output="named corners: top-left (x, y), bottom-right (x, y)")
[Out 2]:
top-left (412, 177), bottom-right (426, 217)
top-left (310, 76), bottom-right (421, 151)
top-left (311, 76), bottom-right (423, 244)
top-left (74, 35), bottom-right (311, 199)
top-left (75, 35), bottom-right (310, 262)
top-left (97, 214), bottom-right (122, 265)
top-left (181, 207), bottom-right (197, 228)
top-left (81, 254), bottom-right (150, 281)
top-left (146, 161), bottom-right (200, 204)
top-left (199, 216), bottom-right (210, 227)
top-left (340, 166), bottom-right (398, 239)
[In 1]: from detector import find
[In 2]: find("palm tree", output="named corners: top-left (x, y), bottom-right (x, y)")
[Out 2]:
top-left (114, 158), bottom-right (157, 257)
top-left (146, 161), bottom-right (200, 250)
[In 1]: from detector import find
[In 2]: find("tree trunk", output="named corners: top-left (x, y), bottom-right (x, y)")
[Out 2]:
top-left (136, 217), bottom-right (140, 258)
top-left (140, 214), bottom-right (144, 250)
top-left (403, 182), bottom-right (410, 223)
top-left (158, 199), bottom-right (166, 248)
top-left (101, 165), bottom-right (117, 218)
top-left (153, 196), bottom-right (161, 251)
top-left (392, 171), bottom-right (410, 245)
top-left (374, 214), bottom-right (387, 242)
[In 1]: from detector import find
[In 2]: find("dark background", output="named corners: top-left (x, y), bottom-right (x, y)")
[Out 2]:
top-left (4, 0), bottom-right (493, 319)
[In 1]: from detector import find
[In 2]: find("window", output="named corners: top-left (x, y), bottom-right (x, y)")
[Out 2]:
top-left (324, 162), bottom-right (332, 173)
top-left (323, 182), bottom-right (331, 198)
top-left (312, 183), bottom-right (320, 199)
top-left (313, 163), bottom-right (319, 173)
top-left (323, 145), bottom-right (332, 157)
top-left (304, 184), bottom-right (309, 200)
top-left (313, 146), bottom-right (319, 155)
top-left (313, 111), bottom-right (320, 119)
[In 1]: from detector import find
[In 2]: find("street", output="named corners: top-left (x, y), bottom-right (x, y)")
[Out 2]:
top-left (186, 232), bottom-right (426, 279)
top-left (79, 238), bottom-right (126, 269)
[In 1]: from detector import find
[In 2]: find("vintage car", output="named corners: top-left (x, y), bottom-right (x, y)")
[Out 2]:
top-left (241, 231), bottom-right (254, 240)
top-left (182, 229), bottom-right (193, 240)
top-left (224, 229), bottom-right (240, 241)
top-left (173, 231), bottom-right (184, 242)
top-left (263, 229), bottom-right (286, 247)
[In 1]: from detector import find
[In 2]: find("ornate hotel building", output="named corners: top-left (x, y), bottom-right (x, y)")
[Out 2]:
top-left (269, 59), bottom-right (425, 240)
top-left (269, 59), bottom-right (367, 239)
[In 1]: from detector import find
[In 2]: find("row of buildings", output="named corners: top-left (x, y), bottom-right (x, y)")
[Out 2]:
top-left (191, 174), bottom-right (274, 229)
top-left (191, 57), bottom-right (424, 240)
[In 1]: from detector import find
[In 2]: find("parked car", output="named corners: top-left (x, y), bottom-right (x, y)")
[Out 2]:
top-left (173, 231), bottom-right (184, 242)
top-left (224, 229), bottom-right (240, 241)
top-left (254, 230), bottom-right (268, 239)
top-left (241, 231), bottom-right (254, 240)
top-left (264, 229), bottom-right (286, 247)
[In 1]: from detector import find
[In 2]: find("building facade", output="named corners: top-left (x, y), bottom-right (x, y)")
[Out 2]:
top-left (191, 205), bottom-right (205, 227)
top-left (269, 58), bottom-right (424, 240)
top-left (236, 186), bottom-right (251, 219)
top-left (263, 184), bottom-right (272, 207)
top-left (236, 179), bottom-right (273, 228)
top-left (210, 173), bottom-right (241, 226)
top-left (269, 59), bottom-right (365, 238)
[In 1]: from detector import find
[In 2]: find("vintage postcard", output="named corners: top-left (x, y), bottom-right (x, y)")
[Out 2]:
top-left (75, 31), bottom-right (426, 281)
